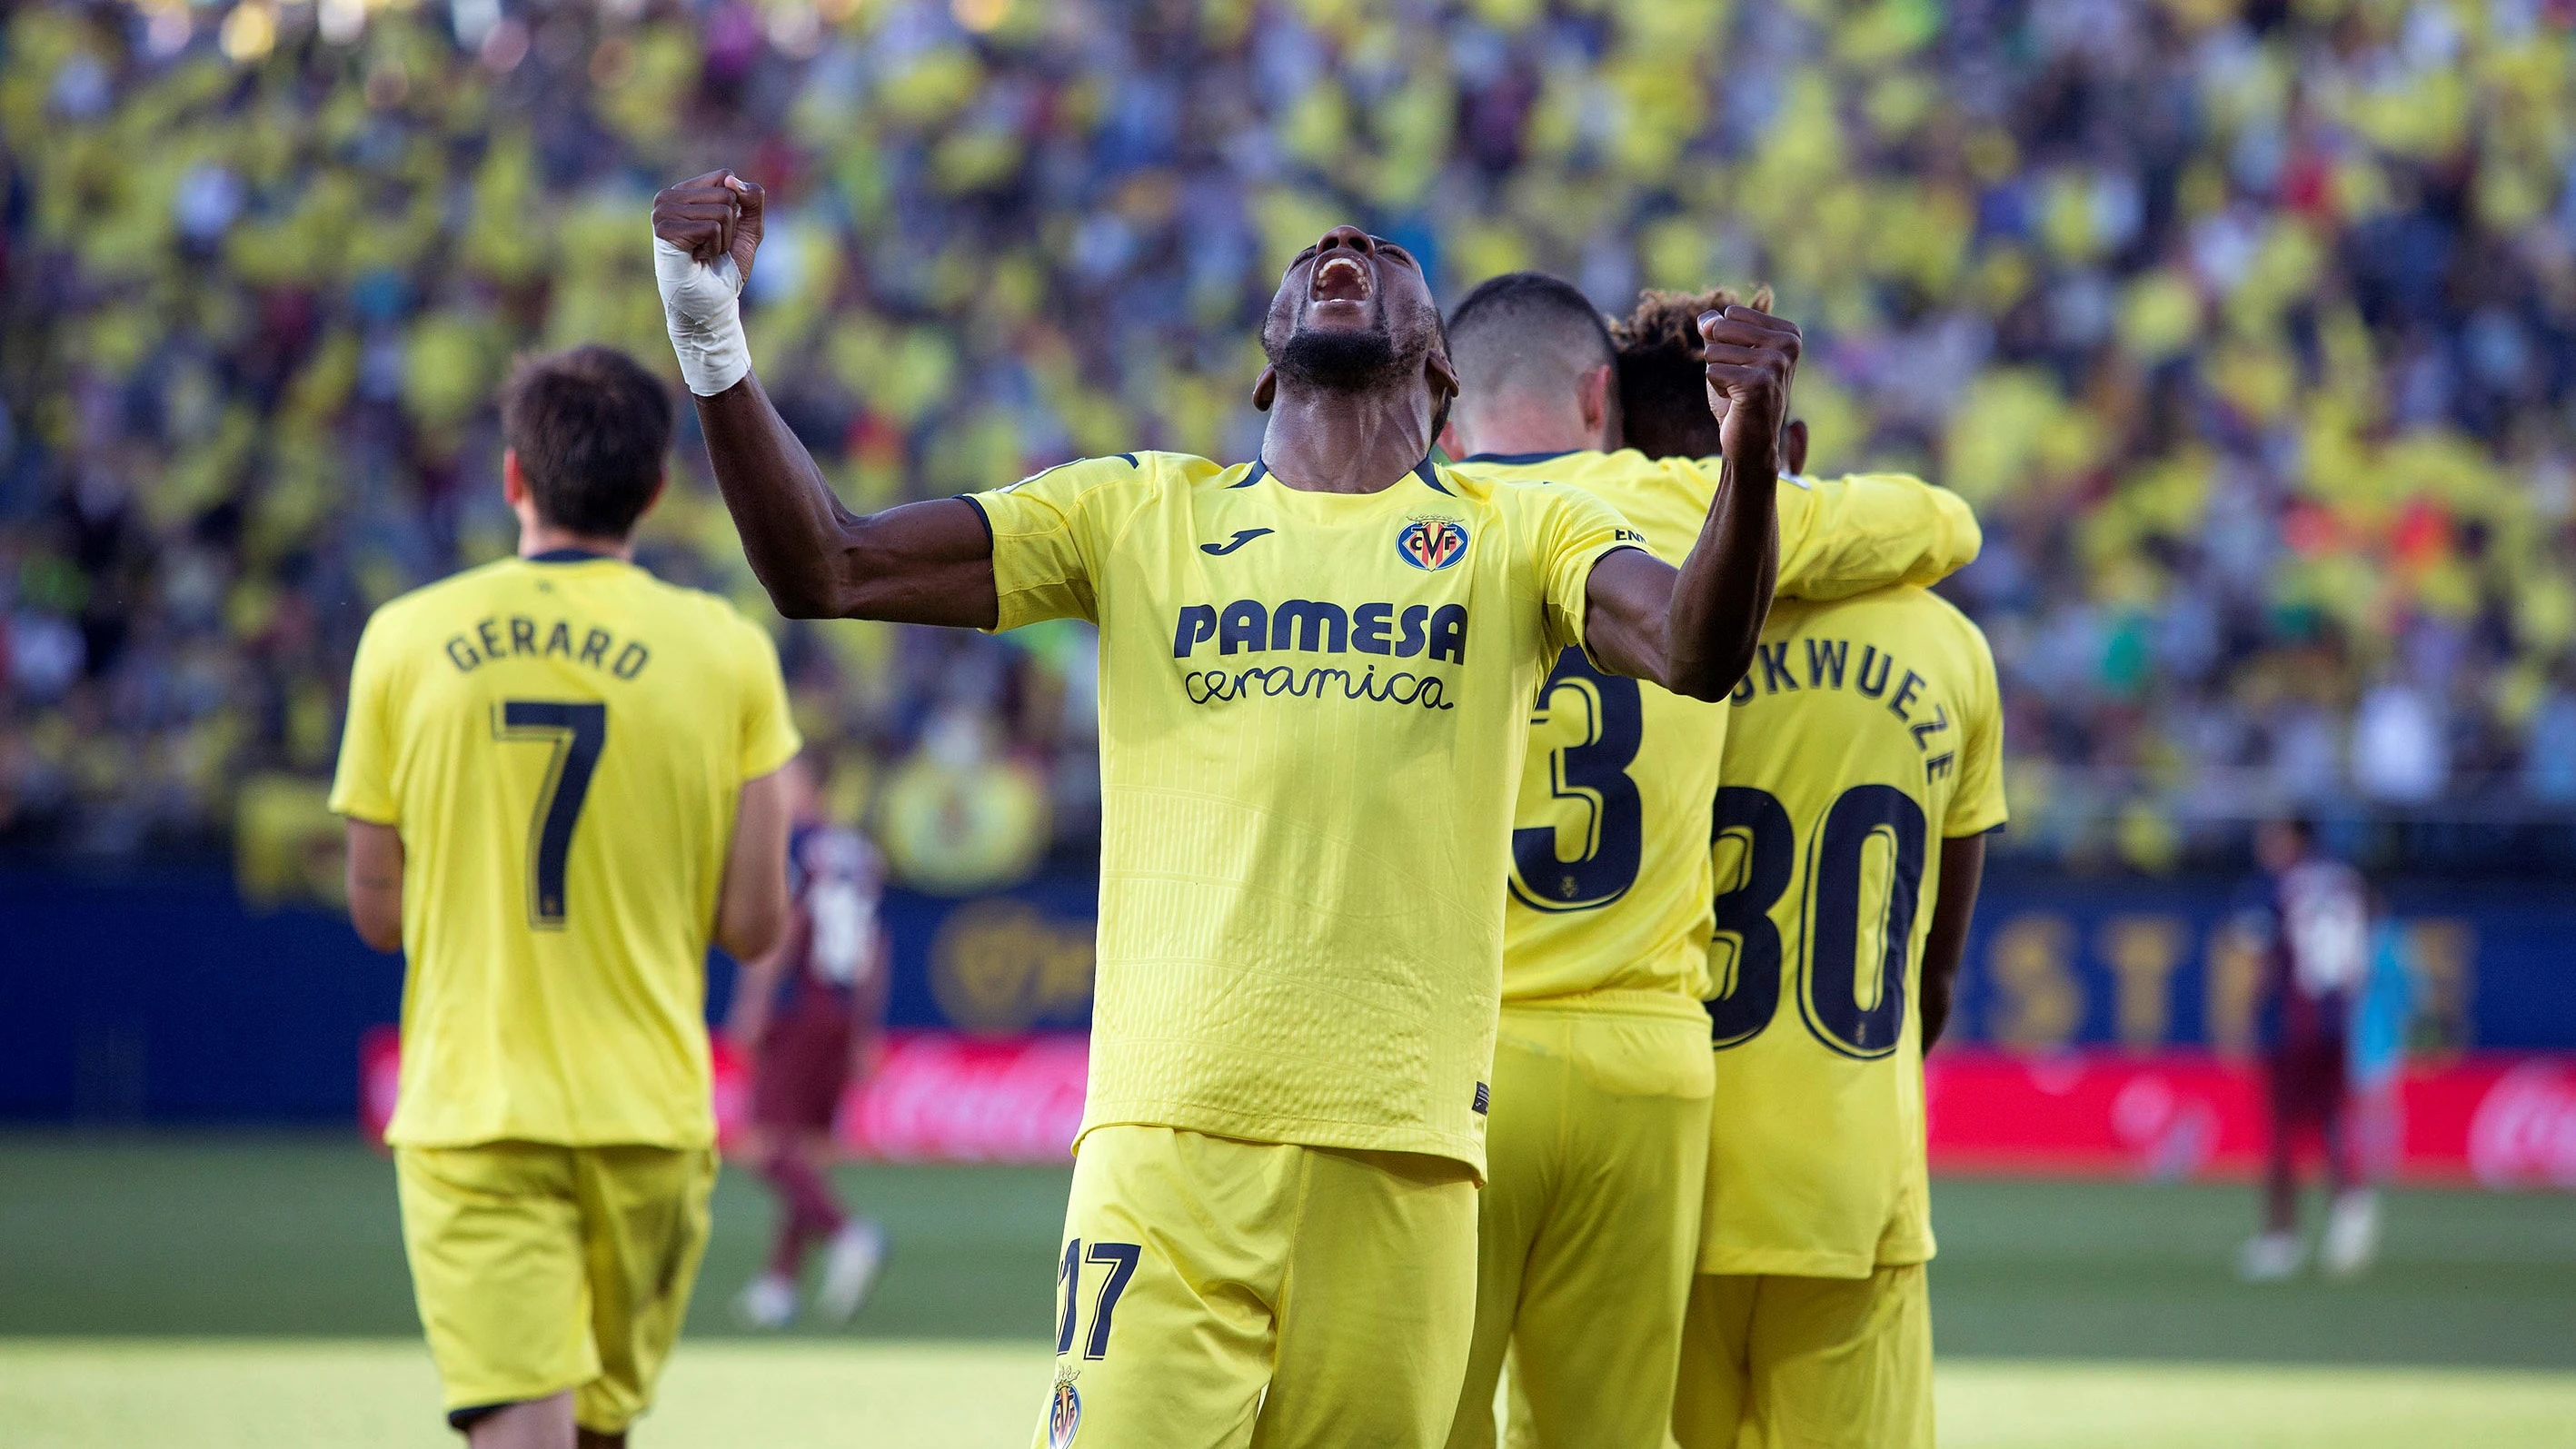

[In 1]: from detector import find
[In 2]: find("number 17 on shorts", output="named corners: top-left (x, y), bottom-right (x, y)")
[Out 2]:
top-left (1045, 1236), bottom-right (1139, 1447)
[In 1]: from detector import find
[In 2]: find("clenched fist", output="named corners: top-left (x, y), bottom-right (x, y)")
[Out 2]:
top-left (651, 170), bottom-right (764, 397)
top-left (652, 169), bottom-right (765, 283)
top-left (1697, 305), bottom-right (1801, 475)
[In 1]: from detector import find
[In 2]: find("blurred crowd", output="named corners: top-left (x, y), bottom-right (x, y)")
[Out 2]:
top-left (3, 0), bottom-right (2573, 878)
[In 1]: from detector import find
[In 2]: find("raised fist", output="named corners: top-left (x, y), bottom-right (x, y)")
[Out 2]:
top-left (1698, 305), bottom-right (1801, 474)
top-left (652, 169), bottom-right (765, 285)
top-left (651, 171), bottom-right (763, 397)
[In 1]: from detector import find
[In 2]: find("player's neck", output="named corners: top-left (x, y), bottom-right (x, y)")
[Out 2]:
top-left (1448, 401), bottom-right (1600, 460)
top-left (1258, 386), bottom-right (1440, 495)
top-left (518, 522), bottom-right (636, 562)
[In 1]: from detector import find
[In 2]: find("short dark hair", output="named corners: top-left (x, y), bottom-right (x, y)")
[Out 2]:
top-left (501, 345), bottom-right (674, 539)
top-left (1445, 272), bottom-right (1616, 409)
top-left (1610, 286), bottom-right (1771, 461)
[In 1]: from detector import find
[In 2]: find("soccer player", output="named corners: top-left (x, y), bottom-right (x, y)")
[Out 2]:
top-left (2237, 815), bottom-right (2374, 1282)
top-left (650, 171), bottom-right (1790, 1448)
top-left (1434, 276), bottom-right (1982, 1449)
top-left (1608, 294), bottom-right (2006, 1449)
top-left (331, 346), bottom-right (801, 1449)
top-left (723, 750), bottom-right (891, 1329)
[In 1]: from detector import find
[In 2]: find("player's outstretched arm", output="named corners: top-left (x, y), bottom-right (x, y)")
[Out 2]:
top-left (1584, 305), bottom-right (1793, 700)
top-left (1919, 831), bottom-right (1989, 1052)
top-left (652, 172), bottom-right (999, 627)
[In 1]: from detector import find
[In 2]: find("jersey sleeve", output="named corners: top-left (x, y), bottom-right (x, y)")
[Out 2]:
top-left (1534, 483), bottom-right (1648, 657)
top-left (734, 612), bottom-right (804, 781)
top-left (962, 455), bottom-right (1144, 630)
top-left (326, 611), bottom-right (403, 825)
top-left (1771, 472), bottom-right (1983, 602)
top-left (1945, 620), bottom-right (2010, 838)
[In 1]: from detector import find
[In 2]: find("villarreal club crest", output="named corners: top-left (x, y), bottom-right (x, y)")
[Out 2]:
top-left (1397, 516), bottom-right (1470, 571)
top-left (1049, 1366), bottom-right (1082, 1447)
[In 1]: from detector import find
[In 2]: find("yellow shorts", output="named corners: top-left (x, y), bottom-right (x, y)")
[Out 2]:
top-left (393, 1142), bottom-right (715, 1434)
top-left (1032, 1124), bottom-right (1477, 1449)
top-left (1451, 1006), bottom-right (1712, 1449)
top-left (1671, 1264), bottom-right (1933, 1449)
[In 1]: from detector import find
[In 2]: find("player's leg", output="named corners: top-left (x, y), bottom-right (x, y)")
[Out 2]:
top-left (1669, 1274), bottom-right (1759, 1449)
top-left (567, 1146), bottom-right (718, 1442)
top-left (2242, 1052), bottom-right (2310, 1280)
top-left (2264, 1053), bottom-right (2303, 1233)
top-left (740, 1011), bottom-right (857, 1326)
top-left (1736, 1265), bottom-right (1934, 1449)
top-left (461, 1393), bottom-right (575, 1449)
top-left (1030, 1126), bottom-right (1294, 1449)
top-left (2319, 1053), bottom-right (2379, 1277)
top-left (1504, 1012), bottom-right (1713, 1449)
top-left (1255, 1144), bottom-right (1479, 1449)
top-left (1441, 1014), bottom-right (1570, 1449)
top-left (809, 1126), bottom-right (888, 1324)
top-left (394, 1144), bottom-right (598, 1444)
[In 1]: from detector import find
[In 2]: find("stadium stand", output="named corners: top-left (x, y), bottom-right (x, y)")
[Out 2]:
top-left (2, 0), bottom-right (2572, 876)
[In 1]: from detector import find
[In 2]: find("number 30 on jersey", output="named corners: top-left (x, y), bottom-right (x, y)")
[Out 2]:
top-left (1709, 783), bottom-right (1927, 1060)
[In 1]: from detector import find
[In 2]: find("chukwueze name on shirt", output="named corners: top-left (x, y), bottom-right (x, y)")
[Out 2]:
top-left (1733, 632), bottom-right (1963, 779)
top-left (1171, 597), bottom-right (1469, 710)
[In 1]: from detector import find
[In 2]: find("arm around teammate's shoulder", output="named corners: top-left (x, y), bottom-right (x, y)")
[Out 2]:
top-left (1773, 471), bottom-right (1982, 600)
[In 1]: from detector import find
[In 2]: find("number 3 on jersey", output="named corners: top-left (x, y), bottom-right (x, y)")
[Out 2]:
top-left (1509, 650), bottom-right (1644, 911)
top-left (491, 700), bottom-right (606, 928)
top-left (1709, 783), bottom-right (1927, 1059)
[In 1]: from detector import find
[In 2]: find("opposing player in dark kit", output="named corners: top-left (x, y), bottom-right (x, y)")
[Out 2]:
top-left (726, 751), bottom-right (891, 1329)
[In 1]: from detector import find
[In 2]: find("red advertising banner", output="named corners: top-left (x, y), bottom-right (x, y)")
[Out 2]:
top-left (362, 1029), bottom-right (2576, 1187)
top-left (1925, 1048), bottom-right (2576, 1187)
top-left (359, 1026), bottom-right (1089, 1162)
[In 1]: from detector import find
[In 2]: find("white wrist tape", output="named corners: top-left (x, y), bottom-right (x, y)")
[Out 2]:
top-left (654, 236), bottom-right (751, 397)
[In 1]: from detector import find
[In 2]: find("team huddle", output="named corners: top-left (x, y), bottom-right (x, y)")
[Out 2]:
top-left (329, 168), bottom-right (2003, 1449)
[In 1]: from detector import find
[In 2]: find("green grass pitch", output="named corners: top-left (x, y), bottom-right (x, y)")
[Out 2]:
top-left (2, 1135), bottom-right (2571, 1446)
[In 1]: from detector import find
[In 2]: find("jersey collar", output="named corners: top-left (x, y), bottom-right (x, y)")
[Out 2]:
top-left (524, 547), bottom-right (618, 564)
top-left (1459, 450), bottom-right (1576, 466)
top-left (1230, 456), bottom-right (1452, 495)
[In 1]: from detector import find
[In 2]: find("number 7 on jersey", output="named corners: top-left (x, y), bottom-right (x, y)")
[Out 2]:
top-left (492, 700), bottom-right (607, 928)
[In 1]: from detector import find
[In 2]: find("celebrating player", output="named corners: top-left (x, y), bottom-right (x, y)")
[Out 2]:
top-left (651, 169), bottom-right (1786, 1449)
top-left (1599, 294), bottom-right (2004, 1449)
top-left (331, 346), bottom-right (801, 1449)
top-left (1437, 274), bottom-right (1981, 1449)
top-left (723, 751), bottom-right (892, 1329)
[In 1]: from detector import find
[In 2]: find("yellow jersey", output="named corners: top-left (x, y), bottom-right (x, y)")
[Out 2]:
top-left (1452, 451), bottom-right (1981, 1010)
top-left (969, 452), bottom-right (1637, 1172)
top-left (329, 551), bottom-right (801, 1149)
top-left (1699, 586), bottom-right (2006, 1277)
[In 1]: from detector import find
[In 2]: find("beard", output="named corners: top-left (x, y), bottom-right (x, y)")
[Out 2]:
top-left (1272, 313), bottom-right (1424, 393)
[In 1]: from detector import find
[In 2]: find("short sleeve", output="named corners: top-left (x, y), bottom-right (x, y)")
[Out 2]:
top-left (1534, 484), bottom-right (1649, 657)
top-left (327, 614), bottom-right (403, 825)
top-left (966, 455), bottom-right (1145, 630)
top-left (1771, 472), bottom-right (1983, 602)
top-left (1944, 620), bottom-right (2009, 838)
top-left (734, 613), bottom-right (803, 781)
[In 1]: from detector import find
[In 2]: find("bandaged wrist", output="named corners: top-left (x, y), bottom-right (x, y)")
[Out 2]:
top-left (653, 237), bottom-right (751, 397)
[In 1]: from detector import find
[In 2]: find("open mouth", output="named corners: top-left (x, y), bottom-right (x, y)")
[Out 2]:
top-left (1310, 253), bottom-right (1371, 304)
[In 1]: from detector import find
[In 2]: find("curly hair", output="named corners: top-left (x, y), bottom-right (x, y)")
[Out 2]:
top-left (1610, 284), bottom-right (1772, 460)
